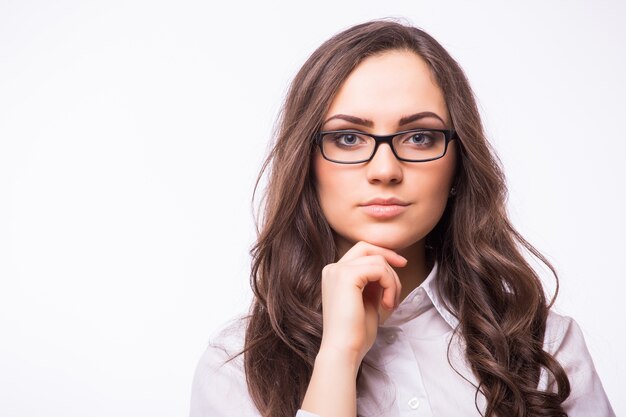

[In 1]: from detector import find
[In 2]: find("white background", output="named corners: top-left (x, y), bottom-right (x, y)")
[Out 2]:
top-left (1, 0), bottom-right (624, 416)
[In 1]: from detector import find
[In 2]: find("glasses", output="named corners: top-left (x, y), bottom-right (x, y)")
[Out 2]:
top-left (315, 128), bottom-right (457, 164)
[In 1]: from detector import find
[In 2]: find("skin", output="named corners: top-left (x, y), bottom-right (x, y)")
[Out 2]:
top-left (301, 49), bottom-right (458, 417)
top-left (315, 48), bottom-right (457, 303)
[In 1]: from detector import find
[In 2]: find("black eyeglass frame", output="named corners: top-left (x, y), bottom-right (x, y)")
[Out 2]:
top-left (314, 128), bottom-right (458, 164)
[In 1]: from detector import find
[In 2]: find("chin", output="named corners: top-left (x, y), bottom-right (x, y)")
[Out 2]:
top-left (349, 223), bottom-right (425, 251)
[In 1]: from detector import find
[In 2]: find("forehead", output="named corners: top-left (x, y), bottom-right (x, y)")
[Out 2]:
top-left (325, 50), bottom-right (449, 127)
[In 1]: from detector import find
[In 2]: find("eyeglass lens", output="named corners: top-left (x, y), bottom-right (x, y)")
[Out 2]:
top-left (321, 130), bottom-right (447, 162)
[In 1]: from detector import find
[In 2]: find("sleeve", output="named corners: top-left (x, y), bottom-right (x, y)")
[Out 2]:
top-left (296, 410), bottom-right (323, 417)
top-left (296, 410), bottom-right (320, 417)
top-left (544, 314), bottom-right (616, 417)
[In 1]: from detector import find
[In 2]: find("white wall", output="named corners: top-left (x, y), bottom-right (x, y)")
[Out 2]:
top-left (1, 1), bottom-right (623, 415)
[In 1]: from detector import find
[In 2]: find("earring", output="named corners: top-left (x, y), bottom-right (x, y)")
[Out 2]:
top-left (449, 186), bottom-right (457, 197)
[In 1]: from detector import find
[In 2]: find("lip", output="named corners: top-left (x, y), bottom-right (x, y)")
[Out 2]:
top-left (360, 197), bottom-right (410, 206)
top-left (358, 197), bottom-right (410, 219)
top-left (360, 204), bottom-right (408, 219)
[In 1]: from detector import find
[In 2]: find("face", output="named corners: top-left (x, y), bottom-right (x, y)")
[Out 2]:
top-left (313, 49), bottom-right (457, 256)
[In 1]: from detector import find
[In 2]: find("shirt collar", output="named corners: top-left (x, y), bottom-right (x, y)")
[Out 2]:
top-left (381, 260), bottom-right (460, 330)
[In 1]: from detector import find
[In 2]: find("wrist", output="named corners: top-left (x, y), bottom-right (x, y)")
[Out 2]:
top-left (316, 344), bottom-right (362, 378)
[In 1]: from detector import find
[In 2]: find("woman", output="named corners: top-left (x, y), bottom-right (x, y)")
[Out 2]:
top-left (190, 20), bottom-right (615, 417)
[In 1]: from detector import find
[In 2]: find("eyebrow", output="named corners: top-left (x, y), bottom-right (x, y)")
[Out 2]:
top-left (323, 111), bottom-right (446, 128)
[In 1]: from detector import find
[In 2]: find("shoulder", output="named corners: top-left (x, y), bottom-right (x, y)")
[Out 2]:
top-left (190, 315), bottom-right (261, 417)
top-left (543, 309), bottom-right (595, 378)
top-left (543, 309), bottom-right (600, 368)
top-left (543, 309), bottom-right (579, 354)
top-left (541, 309), bottom-right (615, 416)
top-left (196, 315), bottom-right (248, 370)
top-left (206, 315), bottom-right (249, 363)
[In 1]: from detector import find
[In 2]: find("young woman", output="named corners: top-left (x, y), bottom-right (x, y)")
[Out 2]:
top-left (190, 20), bottom-right (615, 417)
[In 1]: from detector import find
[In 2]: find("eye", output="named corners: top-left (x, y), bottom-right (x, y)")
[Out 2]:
top-left (399, 131), bottom-right (437, 147)
top-left (337, 133), bottom-right (361, 145)
top-left (328, 132), bottom-right (368, 147)
top-left (408, 133), bottom-right (432, 145)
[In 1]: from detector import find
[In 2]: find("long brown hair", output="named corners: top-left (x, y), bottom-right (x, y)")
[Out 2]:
top-left (235, 19), bottom-right (571, 417)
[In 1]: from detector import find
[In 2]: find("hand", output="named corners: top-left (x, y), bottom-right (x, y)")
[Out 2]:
top-left (318, 241), bottom-right (406, 365)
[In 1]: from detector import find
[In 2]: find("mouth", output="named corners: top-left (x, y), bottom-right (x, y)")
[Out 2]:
top-left (360, 197), bottom-right (410, 206)
top-left (358, 197), bottom-right (410, 219)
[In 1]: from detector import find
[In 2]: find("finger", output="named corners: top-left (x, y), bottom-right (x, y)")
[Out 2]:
top-left (340, 254), bottom-right (397, 269)
top-left (383, 264), bottom-right (399, 310)
top-left (386, 263), bottom-right (402, 308)
top-left (362, 280), bottom-right (383, 310)
top-left (348, 264), bottom-right (399, 310)
top-left (339, 241), bottom-right (408, 268)
top-left (344, 255), bottom-right (402, 309)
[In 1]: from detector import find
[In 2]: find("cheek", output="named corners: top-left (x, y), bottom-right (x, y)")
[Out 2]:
top-left (412, 140), bottom-right (456, 205)
top-left (398, 151), bottom-right (458, 240)
top-left (403, 169), bottom-right (452, 228)
top-left (313, 153), bottom-right (358, 230)
top-left (419, 162), bottom-right (455, 203)
top-left (314, 154), bottom-right (346, 211)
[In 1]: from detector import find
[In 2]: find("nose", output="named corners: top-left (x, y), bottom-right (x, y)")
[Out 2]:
top-left (365, 142), bottom-right (403, 185)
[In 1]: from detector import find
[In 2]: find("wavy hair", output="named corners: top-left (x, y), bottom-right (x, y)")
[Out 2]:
top-left (232, 19), bottom-right (571, 417)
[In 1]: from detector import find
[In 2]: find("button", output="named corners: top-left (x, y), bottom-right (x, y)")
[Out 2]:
top-left (384, 332), bottom-right (397, 344)
top-left (407, 397), bottom-right (420, 409)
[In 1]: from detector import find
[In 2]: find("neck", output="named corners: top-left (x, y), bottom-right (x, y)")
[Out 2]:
top-left (394, 240), bottom-right (431, 302)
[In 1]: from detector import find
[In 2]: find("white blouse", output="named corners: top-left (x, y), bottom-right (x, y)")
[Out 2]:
top-left (190, 261), bottom-right (615, 417)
